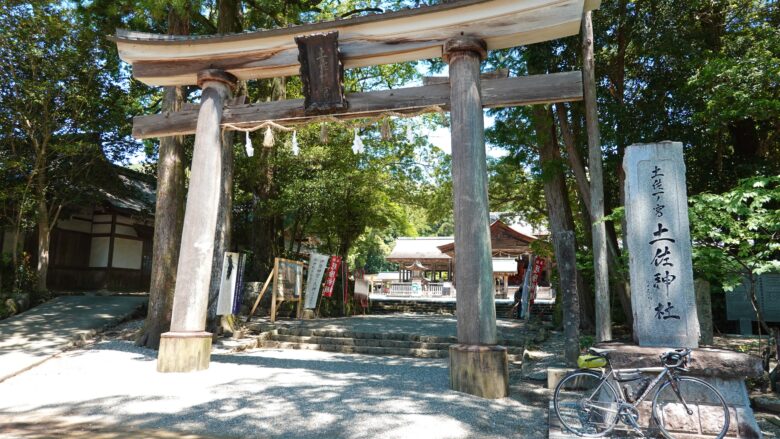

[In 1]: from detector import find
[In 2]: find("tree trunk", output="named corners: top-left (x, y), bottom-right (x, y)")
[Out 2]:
top-left (531, 103), bottom-right (594, 332)
top-left (35, 173), bottom-right (49, 297)
top-left (772, 327), bottom-right (779, 391)
top-left (554, 231), bottom-right (580, 365)
top-left (136, 86), bottom-right (186, 349)
top-left (136, 7), bottom-right (189, 349)
top-left (694, 279), bottom-right (714, 345)
top-left (582, 10), bottom-right (613, 342)
top-left (539, 107), bottom-right (594, 332)
top-left (599, 0), bottom-right (635, 328)
top-left (559, 101), bottom-right (633, 330)
top-left (747, 274), bottom-right (771, 337)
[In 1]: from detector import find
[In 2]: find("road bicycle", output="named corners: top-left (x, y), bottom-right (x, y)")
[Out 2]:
top-left (553, 347), bottom-right (730, 438)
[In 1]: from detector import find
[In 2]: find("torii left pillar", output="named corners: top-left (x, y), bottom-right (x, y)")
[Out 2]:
top-left (158, 69), bottom-right (236, 373)
top-left (445, 37), bottom-right (509, 399)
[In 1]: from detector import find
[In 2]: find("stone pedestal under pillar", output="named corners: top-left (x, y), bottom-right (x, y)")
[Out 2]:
top-left (449, 344), bottom-right (509, 399)
top-left (157, 332), bottom-right (212, 373)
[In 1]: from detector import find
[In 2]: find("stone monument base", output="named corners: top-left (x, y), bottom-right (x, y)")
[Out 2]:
top-left (449, 344), bottom-right (509, 399)
top-left (592, 342), bottom-right (763, 438)
top-left (157, 331), bottom-right (212, 373)
top-left (549, 400), bottom-right (754, 439)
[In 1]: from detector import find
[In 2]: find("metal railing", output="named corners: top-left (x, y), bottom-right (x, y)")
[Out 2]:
top-left (379, 282), bottom-right (449, 297)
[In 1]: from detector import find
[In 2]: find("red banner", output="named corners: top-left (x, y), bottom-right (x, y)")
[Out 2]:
top-left (322, 256), bottom-right (342, 298)
top-left (529, 257), bottom-right (546, 305)
top-left (342, 260), bottom-right (349, 304)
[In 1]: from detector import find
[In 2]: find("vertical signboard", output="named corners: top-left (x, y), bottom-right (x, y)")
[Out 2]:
top-left (217, 252), bottom-right (239, 316)
top-left (304, 253), bottom-right (329, 309)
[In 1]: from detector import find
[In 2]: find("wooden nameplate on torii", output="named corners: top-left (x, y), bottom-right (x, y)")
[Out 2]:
top-left (295, 31), bottom-right (348, 115)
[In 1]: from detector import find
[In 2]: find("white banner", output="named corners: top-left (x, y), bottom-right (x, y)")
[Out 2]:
top-left (217, 252), bottom-right (240, 315)
top-left (304, 253), bottom-right (329, 309)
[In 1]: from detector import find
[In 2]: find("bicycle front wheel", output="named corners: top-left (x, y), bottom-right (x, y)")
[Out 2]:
top-left (652, 376), bottom-right (730, 439)
top-left (553, 370), bottom-right (620, 437)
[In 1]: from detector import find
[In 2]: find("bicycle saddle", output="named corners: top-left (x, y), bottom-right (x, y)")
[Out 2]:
top-left (587, 347), bottom-right (615, 357)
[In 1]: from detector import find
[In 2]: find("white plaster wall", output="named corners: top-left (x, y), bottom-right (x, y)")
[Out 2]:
top-left (114, 224), bottom-right (138, 237)
top-left (112, 238), bottom-right (142, 270)
top-left (56, 218), bottom-right (92, 234)
top-left (93, 214), bottom-right (112, 223)
top-left (115, 215), bottom-right (135, 225)
top-left (89, 237), bottom-right (110, 267)
top-left (92, 224), bottom-right (112, 234)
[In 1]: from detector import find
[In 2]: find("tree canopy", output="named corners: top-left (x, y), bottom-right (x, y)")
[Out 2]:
top-left (0, 0), bottom-right (777, 330)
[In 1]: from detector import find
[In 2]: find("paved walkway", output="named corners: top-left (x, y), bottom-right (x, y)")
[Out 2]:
top-left (0, 295), bottom-right (147, 382)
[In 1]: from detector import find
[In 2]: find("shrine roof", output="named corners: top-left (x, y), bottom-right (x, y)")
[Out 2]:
top-left (437, 220), bottom-right (537, 254)
top-left (387, 237), bottom-right (454, 262)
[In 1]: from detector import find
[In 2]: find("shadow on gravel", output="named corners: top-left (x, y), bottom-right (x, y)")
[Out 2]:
top-left (89, 341), bottom-right (157, 362)
top-left (0, 346), bottom-right (545, 438)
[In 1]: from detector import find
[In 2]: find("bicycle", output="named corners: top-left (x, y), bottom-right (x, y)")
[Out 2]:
top-left (553, 347), bottom-right (730, 438)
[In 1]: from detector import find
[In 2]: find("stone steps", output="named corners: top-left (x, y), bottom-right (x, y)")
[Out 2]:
top-left (256, 326), bottom-right (526, 347)
top-left (257, 340), bottom-right (450, 358)
top-left (249, 327), bottom-right (525, 362)
top-left (268, 333), bottom-right (454, 350)
top-left (369, 299), bottom-right (516, 316)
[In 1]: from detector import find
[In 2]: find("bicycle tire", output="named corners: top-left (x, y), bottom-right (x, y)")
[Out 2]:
top-left (652, 376), bottom-right (730, 439)
top-left (553, 370), bottom-right (620, 437)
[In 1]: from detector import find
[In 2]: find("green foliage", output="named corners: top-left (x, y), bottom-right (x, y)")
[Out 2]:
top-left (689, 175), bottom-right (780, 289)
top-left (0, 2), bottom-right (139, 291)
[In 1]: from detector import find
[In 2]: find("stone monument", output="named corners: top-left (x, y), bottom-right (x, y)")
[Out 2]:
top-left (550, 149), bottom-right (764, 439)
top-left (623, 141), bottom-right (700, 347)
top-left (609, 141), bottom-right (762, 438)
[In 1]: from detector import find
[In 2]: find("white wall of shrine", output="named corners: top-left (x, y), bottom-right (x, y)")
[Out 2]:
top-left (55, 209), bottom-right (144, 271)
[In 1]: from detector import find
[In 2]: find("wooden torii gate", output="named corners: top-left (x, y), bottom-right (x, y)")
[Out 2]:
top-left (113, 0), bottom-right (600, 398)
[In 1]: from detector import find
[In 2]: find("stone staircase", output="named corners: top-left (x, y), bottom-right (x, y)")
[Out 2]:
top-left (369, 298), bottom-right (516, 317)
top-left (246, 325), bottom-right (526, 362)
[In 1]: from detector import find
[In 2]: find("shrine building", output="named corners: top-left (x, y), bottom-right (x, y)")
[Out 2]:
top-left (379, 220), bottom-right (552, 300)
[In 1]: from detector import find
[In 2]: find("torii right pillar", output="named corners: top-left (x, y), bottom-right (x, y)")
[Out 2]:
top-left (445, 37), bottom-right (509, 399)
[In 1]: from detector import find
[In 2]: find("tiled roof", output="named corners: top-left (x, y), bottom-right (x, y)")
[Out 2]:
top-left (387, 237), bottom-right (453, 261)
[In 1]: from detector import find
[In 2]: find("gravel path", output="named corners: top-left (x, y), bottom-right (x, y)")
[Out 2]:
top-left (0, 338), bottom-right (548, 439)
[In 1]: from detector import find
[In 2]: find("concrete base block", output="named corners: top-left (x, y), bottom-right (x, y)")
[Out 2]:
top-left (549, 399), bottom-right (758, 439)
top-left (547, 367), bottom-right (574, 389)
top-left (449, 344), bottom-right (509, 399)
top-left (301, 309), bottom-right (316, 320)
top-left (157, 331), bottom-right (212, 373)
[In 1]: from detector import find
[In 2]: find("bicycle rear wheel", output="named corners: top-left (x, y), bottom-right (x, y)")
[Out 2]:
top-left (554, 370), bottom-right (620, 437)
top-left (652, 376), bottom-right (729, 439)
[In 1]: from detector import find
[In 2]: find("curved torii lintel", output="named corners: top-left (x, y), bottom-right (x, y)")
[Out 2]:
top-left (112, 0), bottom-right (600, 87)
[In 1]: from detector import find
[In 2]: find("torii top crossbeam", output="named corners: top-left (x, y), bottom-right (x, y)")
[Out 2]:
top-left (113, 0), bottom-right (600, 86)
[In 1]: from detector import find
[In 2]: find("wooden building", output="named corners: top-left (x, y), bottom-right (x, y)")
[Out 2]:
top-left (2, 167), bottom-right (156, 291)
top-left (384, 220), bottom-right (549, 298)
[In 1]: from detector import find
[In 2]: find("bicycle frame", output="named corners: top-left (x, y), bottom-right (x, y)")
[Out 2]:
top-left (558, 349), bottom-right (728, 438)
top-left (584, 363), bottom-right (675, 414)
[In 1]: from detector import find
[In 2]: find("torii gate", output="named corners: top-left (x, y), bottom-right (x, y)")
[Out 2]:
top-left (113, 0), bottom-right (601, 398)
